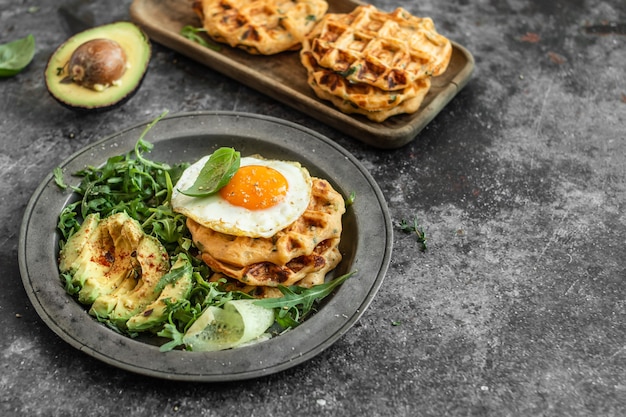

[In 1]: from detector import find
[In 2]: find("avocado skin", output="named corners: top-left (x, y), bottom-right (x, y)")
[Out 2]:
top-left (126, 254), bottom-right (194, 332)
top-left (44, 21), bottom-right (152, 112)
top-left (51, 78), bottom-right (147, 113)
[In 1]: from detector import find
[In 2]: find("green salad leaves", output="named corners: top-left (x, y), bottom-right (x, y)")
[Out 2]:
top-left (0, 34), bottom-right (35, 77)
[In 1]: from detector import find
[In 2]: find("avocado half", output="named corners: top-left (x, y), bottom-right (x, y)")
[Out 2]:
top-left (45, 21), bottom-right (151, 112)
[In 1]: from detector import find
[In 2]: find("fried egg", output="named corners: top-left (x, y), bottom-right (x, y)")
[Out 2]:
top-left (171, 154), bottom-right (312, 238)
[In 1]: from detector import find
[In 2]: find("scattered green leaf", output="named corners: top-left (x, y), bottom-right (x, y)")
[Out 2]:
top-left (0, 34), bottom-right (35, 77)
top-left (400, 215), bottom-right (427, 252)
top-left (180, 25), bottom-right (220, 51)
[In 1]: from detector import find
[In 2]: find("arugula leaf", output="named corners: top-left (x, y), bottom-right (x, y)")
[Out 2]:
top-left (0, 34), bottom-right (35, 77)
top-left (60, 272), bottom-right (80, 295)
top-left (134, 111), bottom-right (171, 171)
top-left (56, 115), bottom-right (189, 249)
top-left (154, 255), bottom-right (193, 294)
top-left (254, 271), bottom-right (356, 328)
top-left (180, 25), bottom-right (220, 51)
top-left (157, 322), bottom-right (186, 352)
top-left (179, 147), bottom-right (240, 197)
top-left (53, 167), bottom-right (67, 189)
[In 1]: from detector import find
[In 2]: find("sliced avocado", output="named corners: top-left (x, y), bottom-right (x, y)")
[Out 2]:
top-left (58, 212), bottom-right (100, 273)
top-left (59, 212), bottom-right (145, 304)
top-left (60, 214), bottom-right (115, 290)
top-left (89, 273), bottom-right (138, 319)
top-left (89, 275), bottom-right (137, 320)
top-left (44, 21), bottom-right (151, 111)
top-left (77, 213), bottom-right (144, 304)
top-left (126, 254), bottom-right (194, 332)
top-left (104, 234), bottom-right (170, 327)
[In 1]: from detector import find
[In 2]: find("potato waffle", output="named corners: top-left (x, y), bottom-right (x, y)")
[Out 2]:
top-left (204, 238), bottom-right (342, 289)
top-left (192, 0), bottom-right (328, 55)
top-left (209, 241), bottom-right (341, 298)
top-left (303, 75), bottom-right (431, 122)
top-left (188, 178), bottom-right (345, 288)
top-left (300, 5), bottom-right (451, 121)
top-left (301, 50), bottom-right (431, 122)
top-left (301, 50), bottom-right (431, 112)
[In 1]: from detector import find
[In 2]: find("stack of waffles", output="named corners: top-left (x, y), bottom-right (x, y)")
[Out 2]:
top-left (300, 5), bottom-right (452, 122)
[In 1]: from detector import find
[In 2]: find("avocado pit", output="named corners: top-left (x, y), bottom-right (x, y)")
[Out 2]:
top-left (64, 38), bottom-right (128, 91)
top-left (45, 21), bottom-right (151, 111)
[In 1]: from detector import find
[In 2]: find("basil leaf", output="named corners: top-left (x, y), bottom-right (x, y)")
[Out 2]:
top-left (180, 147), bottom-right (240, 197)
top-left (0, 34), bottom-right (35, 77)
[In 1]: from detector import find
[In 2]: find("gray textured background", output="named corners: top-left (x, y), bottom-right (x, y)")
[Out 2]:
top-left (1, 0), bottom-right (625, 416)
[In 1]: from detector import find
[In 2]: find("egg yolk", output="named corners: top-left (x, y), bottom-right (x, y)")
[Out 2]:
top-left (219, 165), bottom-right (288, 210)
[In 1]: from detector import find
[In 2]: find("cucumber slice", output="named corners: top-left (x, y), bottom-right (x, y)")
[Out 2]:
top-left (183, 299), bottom-right (275, 352)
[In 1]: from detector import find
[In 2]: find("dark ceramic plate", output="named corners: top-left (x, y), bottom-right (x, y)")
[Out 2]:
top-left (18, 112), bottom-right (392, 381)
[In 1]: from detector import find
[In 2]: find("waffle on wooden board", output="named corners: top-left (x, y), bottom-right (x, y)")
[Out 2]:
top-left (130, 0), bottom-right (474, 148)
top-left (300, 5), bottom-right (452, 122)
top-left (192, 0), bottom-right (329, 55)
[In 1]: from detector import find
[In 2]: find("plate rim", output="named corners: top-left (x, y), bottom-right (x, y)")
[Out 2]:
top-left (18, 111), bottom-right (393, 381)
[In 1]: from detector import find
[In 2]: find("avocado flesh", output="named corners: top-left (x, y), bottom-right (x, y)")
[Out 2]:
top-left (77, 213), bottom-right (145, 304)
top-left (90, 275), bottom-right (138, 319)
top-left (45, 21), bottom-right (151, 111)
top-left (61, 214), bottom-right (121, 291)
top-left (59, 211), bottom-right (173, 330)
top-left (126, 254), bottom-right (194, 332)
top-left (105, 235), bottom-right (170, 327)
top-left (59, 212), bottom-right (146, 304)
top-left (58, 213), bottom-right (100, 273)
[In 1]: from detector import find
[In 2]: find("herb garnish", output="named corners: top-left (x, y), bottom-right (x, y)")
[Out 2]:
top-left (179, 147), bottom-right (240, 197)
top-left (53, 167), bottom-right (67, 189)
top-left (180, 25), bottom-right (221, 51)
top-left (399, 215), bottom-right (427, 252)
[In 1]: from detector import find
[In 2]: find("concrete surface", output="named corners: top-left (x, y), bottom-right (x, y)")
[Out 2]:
top-left (1, 0), bottom-right (625, 416)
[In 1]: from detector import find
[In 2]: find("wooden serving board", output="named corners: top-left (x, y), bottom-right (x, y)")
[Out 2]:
top-left (129, 0), bottom-right (474, 149)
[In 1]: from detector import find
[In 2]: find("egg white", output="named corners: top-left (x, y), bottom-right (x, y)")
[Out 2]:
top-left (171, 154), bottom-right (312, 238)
